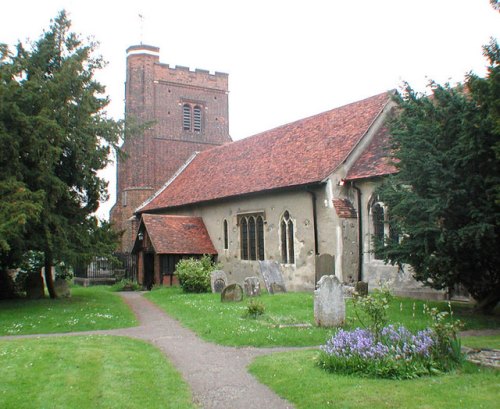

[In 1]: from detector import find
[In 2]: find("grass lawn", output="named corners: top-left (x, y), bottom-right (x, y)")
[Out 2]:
top-left (0, 286), bottom-right (137, 335)
top-left (248, 350), bottom-right (500, 409)
top-left (462, 335), bottom-right (500, 350)
top-left (145, 287), bottom-right (499, 347)
top-left (0, 336), bottom-right (195, 409)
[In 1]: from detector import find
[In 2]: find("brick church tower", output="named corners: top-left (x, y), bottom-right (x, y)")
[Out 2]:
top-left (110, 45), bottom-right (231, 252)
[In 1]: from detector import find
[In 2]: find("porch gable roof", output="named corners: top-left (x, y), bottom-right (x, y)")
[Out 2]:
top-left (135, 214), bottom-right (217, 255)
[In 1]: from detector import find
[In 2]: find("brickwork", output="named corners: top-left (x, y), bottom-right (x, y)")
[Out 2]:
top-left (110, 45), bottom-right (231, 252)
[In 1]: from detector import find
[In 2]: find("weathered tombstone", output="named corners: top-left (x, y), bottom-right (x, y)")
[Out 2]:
top-left (26, 272), bottom-right (44, 299)
top-left (54, 278), bottom-right (71, 298)
top-left (258, 260), bottom-right (286, 294)
top-left (221, 283), bottom-right (244, 302)
top-left (314, 275), bottom-right (345, 327)
top-left (355, 281), bottom-right (369, 296)
top-left (343, 284), bottom-right (355, 298)
top-left (270, 282), bottom-right (286, 294)
top-left (315, 253), bottom-right (335, 284)
top-left (244, 277), bottom-right (261, 297)
top-left (211, 270), bottom-right (228, 293)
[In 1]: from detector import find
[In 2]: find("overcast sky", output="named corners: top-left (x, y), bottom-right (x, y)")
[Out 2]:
top-left (1, 1), bottom-right (499, 219)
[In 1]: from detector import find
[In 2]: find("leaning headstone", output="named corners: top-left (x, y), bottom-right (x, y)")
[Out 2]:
top-left (355, 281), bottom-right (369, 297)
top-left (270, 282), bottom-right (286, 294)
top-left (54, 278), bottom-right (71, 298)
top-left (315, 253), bottom-right (335, 283)
top-left (211, 270), bottom-right (228, 293)
top-left (314, 275), bottom-right (345, 327)
top-left (244, 277), bottom-right (261, 297)
top-left (258, 260), bottom-right (286, 294)
top-left (26, 272), bottom-right (44, 299)
top-left (221, 283), bottom-right (244, 302)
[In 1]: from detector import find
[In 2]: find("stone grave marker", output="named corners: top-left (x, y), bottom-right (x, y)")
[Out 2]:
top-left (355, 281), bottom-right (369, 296)
top-left (211, 270), bottom-right (228, 293)
top-left (314, 275), bottom-right (345, 327)
top-left (270, 282), bottom-right (286, 294)
top-left (244, 277), bottom-right (261, 297)
top-left (258, 260), bottom-right (286, 294)
top-left (26, 272), bottom-right (44, 299)
top-left (54, 278), bottom-right (71, 298)
top-left (221, 283), bottom-right (244, 302)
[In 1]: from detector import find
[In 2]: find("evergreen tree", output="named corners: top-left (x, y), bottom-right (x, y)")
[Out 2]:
top-left (0, 11), bottom-right (122, 298)
top-left (377, 41), bottom-right (500, 313)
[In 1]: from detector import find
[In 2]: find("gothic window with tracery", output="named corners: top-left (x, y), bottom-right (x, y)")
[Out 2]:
top-left (239, 214), bottom-right (265, 261)
top-left (280, 211), bottom-right (295, 264)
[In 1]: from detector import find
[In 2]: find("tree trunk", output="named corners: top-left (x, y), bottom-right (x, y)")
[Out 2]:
top-left (44, 250), bottom-right (57, 299)
top-left (473, 289), bottom-right (500, 315)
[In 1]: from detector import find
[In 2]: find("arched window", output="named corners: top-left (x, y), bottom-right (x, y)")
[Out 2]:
top-left (193, 105), bottom-right (202, 132)
top-left (372, 202), bottom-right (385, 260)
top-left (183, 104), bottom-right (192, 130)
top-left (256, 216), bottom-right (265, 261)
top-left (280, 211), bottom-right (295, 264)
top-left (239, 213), bottom-right (265, 261)
top-left (223, 219), bottom-right (228, 250)
top-left (240, 218), bottom-right (248, 260)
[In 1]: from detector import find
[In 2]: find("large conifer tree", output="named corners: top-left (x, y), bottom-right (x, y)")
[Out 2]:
top-left (0, 11), bottom-right (121, 297)
top-left (377, 41), bottom-right (500, 313)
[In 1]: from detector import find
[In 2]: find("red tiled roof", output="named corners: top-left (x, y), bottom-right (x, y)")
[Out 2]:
top-left (139, 91), bottom-right (392, 213)
top-left (138, 214), bottom-right (217, 255)
top-left (345, 125), bottom-right (397, 181)
top-left (333, 199), bottom-right (357, 218)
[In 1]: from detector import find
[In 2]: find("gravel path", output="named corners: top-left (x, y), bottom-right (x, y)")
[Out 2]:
top-left (2, 292), bottom-right (296, 409)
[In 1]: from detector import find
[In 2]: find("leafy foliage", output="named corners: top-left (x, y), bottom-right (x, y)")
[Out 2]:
top-left (352, 286), bottom-right (393, 341)
top-left (244, 299), bottom-right (266, 319)
top-left (376, 41), bottom-right (500, 313)
top-left (176, 255), bottom-right (218, 293)
top-left (0, 11), bottom-right (123, 297)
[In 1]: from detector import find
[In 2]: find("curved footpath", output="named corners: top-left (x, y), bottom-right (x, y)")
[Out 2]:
top-left (2, 292), bottom-right (297, 409)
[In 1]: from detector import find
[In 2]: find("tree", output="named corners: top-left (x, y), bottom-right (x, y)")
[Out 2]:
top-left (376, 41), bottom-right (500, 313)
top-left (0, 11), bottom-right (122, 298)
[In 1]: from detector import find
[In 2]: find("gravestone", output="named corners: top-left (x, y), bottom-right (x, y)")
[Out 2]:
top-left (244, 277), bottom-right (261, 297)
top-left (314, 275), bottom-right (345, 327)
top-left (26, 273), bottom-right (44, 299)
top-left (315, 253), bottom-right (335, 284)
top-left (221, 283), bottom-right (244, 302)
top-left (355, 281), bottom-right (369, 296)
top-left (258, 260), bottom-right (286, 294)
top-left (54, 278), bottom-right (71, 298)
top-left (211, 270), bottom-right (228, 293)
top-left (270, 282), bottom-right (286, 294)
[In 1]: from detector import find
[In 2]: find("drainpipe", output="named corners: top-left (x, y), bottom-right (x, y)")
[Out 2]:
top-left (352, 182), bottom-right (363, 281)
top-left (306, 188), bottom-right (319, 255)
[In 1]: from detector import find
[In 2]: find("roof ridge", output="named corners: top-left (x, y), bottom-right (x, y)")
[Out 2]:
top-left (135, 151), bottom-right (199, 214)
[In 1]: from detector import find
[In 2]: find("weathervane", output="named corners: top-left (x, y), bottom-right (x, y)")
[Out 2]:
top-left (138, 13), bottom-right (145, 45)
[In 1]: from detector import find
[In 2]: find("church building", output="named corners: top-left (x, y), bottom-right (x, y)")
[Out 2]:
top-left (112, 45), bottom-right (442, 299)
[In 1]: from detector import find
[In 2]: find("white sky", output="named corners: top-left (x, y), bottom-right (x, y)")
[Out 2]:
top-left (1, 1), bottom-right (499, 219)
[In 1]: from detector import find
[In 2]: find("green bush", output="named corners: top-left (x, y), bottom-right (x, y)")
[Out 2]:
top-left (110, 279), bottom-right (142, 292)
top-left (244, 299), bottom-right (265, 319)
top-left (176, 255), bottom-right (217, 293)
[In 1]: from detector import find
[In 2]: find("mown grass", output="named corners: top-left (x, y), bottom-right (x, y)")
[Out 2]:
top-left (0, 336), bottom-right (195, 409)
top-left (248, 350), bottom-right (499, 409)
top-left (461, 335), bottom-right (500, 350)
top-left (0, 286), bottom-right (137, 335)
top-left (145, 287), bottom-right (499, 347)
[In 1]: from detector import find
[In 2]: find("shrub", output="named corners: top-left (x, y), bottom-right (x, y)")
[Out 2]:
top-left (352, 286), bottom-right (393, 341)
top-left (176, 255), bottom-right (217, 293)
top-left (244, 299), bottom-right (265, 319)
top-left (111, 279), bottom-right (142, 292)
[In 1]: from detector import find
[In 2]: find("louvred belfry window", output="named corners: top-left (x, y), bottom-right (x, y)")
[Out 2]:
top-left (183, 104), bottom-right (192, 130)
top-left (193, 105), bottom-right (202, 132)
